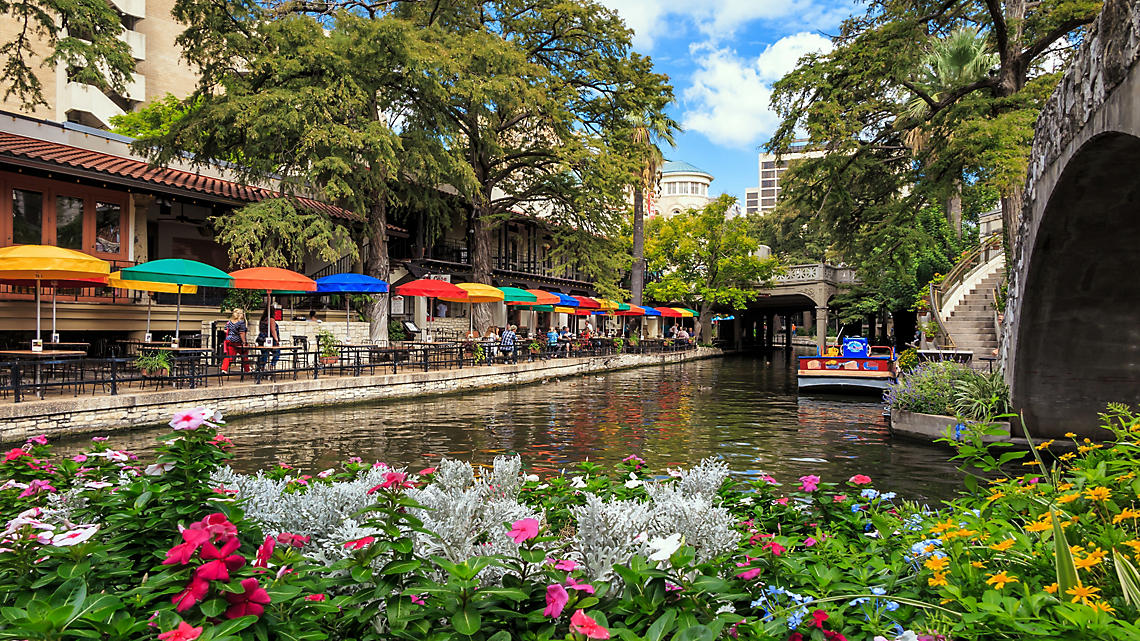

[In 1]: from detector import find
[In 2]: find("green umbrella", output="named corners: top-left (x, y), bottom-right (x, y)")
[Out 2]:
top-left (120, 259), bottom-right (233, 343)
top-left (498, 286), bottom-right (538, 303)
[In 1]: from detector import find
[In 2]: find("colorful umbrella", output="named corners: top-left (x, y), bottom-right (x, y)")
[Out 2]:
top-left (316, 273), bottom-right (389, 342)
top-left (0, 245), bottom-right (110, 344)
top-left (394, 279), bottom-right (468, 340)
top-left (121, 259), bottom-right (233, 343)
top-left (552, 293), bottom-right (580, 307)
top-left (498, 287), bottom-right (538, 303)
top-left (642, 307), bottom-right (662, 316)
top-left (655, 307), bottom-right (682, 318)
top-left (615, 304), bottom-right (645, 316)
top-left (572, 296), bottom-right (601, 309)
top-left (670, 307), bottom-right (695, 318)
top-left (522, 290), bottom-right (560, 305)
top-left (230, 267), bottom-right (317, 345)
top-left (440, 283), bottom-right (504, 335)
top-left (508, 290), bottom-right (554, 336)
top-left (109, 271), bottom-right (198, 339)
top-left (593, 298), bottom-right (619, 311)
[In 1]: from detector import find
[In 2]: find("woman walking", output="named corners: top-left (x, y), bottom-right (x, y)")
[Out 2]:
top-left (221, 309), bottom-right (249, 373)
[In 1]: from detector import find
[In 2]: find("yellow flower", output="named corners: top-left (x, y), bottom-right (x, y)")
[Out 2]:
top-left (923, 543), bottom-right (936, 553)
top-left (1021, 460), bottom-right (1041, 466)
top-left (986, 572), bottom-right (1019, 589)
top-left (1058, 483), bottom-right (1074, 491)
top-left (1119, 472), bottom-right (1136, 481)
top-left (1084, 486), bottom-right (1112, 502)
top-left (988, 477), bottom-right (1008, 485)
top-left (1044, 583), bottom-right (1058, 594)
top-left (1057, 492), bottom-right (1080, 504)
top-left (1036, 440), bottom-right (1055, 450)
top-left (1026, 519), bottom-right (1051, 533)
top-left (1069, 545), bottom-right (1085, 555)
top-left (924, 555), bottom-right (949, 571)
top-left (986, 490), bottom-right (1005, 502)
top-left (1059, 453), bottom-right (1076, 461)
top-left (1065, 432), bottom-right (1077, 438)
top-left (1066, 584), bottom-right (1100, 604)
top-left (1090, 601), bottom-right (1115, 614)
top-left (1075, 554), bottom-right (1102, 570)
top-left (1113, 508), bottom-right (1140, 524)
top-left (928, 571), bottom-right (948, 587)
top-left (1123, 539), bottom-right (1140, 553)
top-left (1086, 547), bottom-right (1108, 563)
top-left (929, 518), bottom-right (957, 534)
top-left (989, 538), bottom-right (1016, 552)
top-left (1079, 444), bottom-right (1104, 454)
top-left (971, 561), bottom-right (986, 569)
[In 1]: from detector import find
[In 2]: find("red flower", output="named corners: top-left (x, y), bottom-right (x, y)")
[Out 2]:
top-left (254, 535), bottom-right (275, 568)
top-left (4, 448), bottom-right (28, 461)
top-left (787, 634), bottom-right (804, 641)
top-left (570, 609), bottom-right (610, 639)
top-left (171, 578), bottom-right (209, 612)
top-left (277, 532), bottom-right (310, 548)
top-left (381, 471), bottom-right (414, 489)
top-left (848, 474), bottom-right (872, 485)
top-left (763, 541), bottom-right (786, 556)
top-left (418, 467), bottom-right (437, 475)
top-left (163, 528), bottom-right (212, 565)
top-left (344, 536), bottom-right (375, 549)
top-left (189, 513), bottom-right (238, 542)
top-left (823, 631), bottom-right (847, 641)
top-left (195, 538), bottom-right (245, 582)
top-left (224, 578), bottom-right (271, 619)
top-left (809, 610), bottom-right (828, 629)
top-left (158, 621), bottom-right (203, 641)
top-left (305, 594), bottom-right (327, 601)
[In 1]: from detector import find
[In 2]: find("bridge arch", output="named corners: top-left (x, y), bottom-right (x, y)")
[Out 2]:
top-left (1003, 0), bottom-right (1140, 437)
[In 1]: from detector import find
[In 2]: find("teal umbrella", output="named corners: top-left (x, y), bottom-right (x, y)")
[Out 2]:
top-left (121, 259), bottom-right (233, 343)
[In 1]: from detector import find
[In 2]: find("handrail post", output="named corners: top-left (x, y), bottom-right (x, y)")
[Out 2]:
top-left (12, 362), bottom-right (21, 403)
top-left (110, 358), bottom-right (118, 396)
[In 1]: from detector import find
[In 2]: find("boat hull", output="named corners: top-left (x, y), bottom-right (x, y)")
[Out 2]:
top-left (797, 373), bottom-right (892, 394)
top-left (797, 354), bottom-right (896, 395)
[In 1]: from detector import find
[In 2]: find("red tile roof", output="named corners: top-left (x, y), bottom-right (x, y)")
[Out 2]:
top-left (0, 131), bottom-right (381, 226)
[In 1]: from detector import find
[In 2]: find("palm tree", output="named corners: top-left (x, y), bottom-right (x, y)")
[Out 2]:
top-left (629, 112), bottom-right (678, 306)
top-left (903, 28), bottom-right (999, 237)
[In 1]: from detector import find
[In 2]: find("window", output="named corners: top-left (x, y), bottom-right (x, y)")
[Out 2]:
top-left (762, 189), bottom-right (775, 197)
top-left (666, 182), bottom-right (677, 195)
top-left (12, 189), bottom-right (43, 244)
top-left (56, 196), bottom-right (84, 250)
top-left (761, 198), bottom-right (776, 207)
top-left (762, 161), bottom-right (775, 169)
top-left (746, 199), bottom-right (758, 206)
top-left (761, 180), bottom-right (776, 188)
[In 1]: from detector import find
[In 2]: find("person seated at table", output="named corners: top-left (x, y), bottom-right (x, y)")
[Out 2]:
top-left (221, 309), bottom-right (249, 374)
top-left (500, 324), bottom-right (517, 362)
top-left (546, 326), bottom-right (559, 357)
top-left (256, 313), bottom-right (281, 371)
top-left (676, 327), bottom-right (691, 343)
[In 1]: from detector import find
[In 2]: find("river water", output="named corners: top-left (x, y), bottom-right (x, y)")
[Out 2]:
top-left (58, 352), bottom-right (965, 501)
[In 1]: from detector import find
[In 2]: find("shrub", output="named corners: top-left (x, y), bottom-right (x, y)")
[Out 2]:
top-left (886, 361), bottom-right (1010, 420)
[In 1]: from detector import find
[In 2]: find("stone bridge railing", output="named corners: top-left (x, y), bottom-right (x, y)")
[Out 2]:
top-left (776, 264), bottom-right (858, 285)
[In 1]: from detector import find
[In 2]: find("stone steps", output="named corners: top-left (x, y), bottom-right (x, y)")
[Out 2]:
top-left (940, 261), bottom-right (1005, 354)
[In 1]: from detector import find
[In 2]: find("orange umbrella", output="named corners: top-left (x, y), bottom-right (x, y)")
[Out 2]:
top-left (229, 268), bottom-right (316, 341)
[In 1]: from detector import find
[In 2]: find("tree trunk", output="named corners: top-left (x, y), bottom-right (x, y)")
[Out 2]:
top-left (631, 185), bottom-right (646, 306)
top-left (1000, 185), bottom-right (1023, 259)
top-left (946, 178), bottom-right (962, 239)
top-left (471, 205), bottom-right (494, 332)
top-left (366, 198), bottom-right (389, 342)
top-left (699, 302), bottom-right (713, 344)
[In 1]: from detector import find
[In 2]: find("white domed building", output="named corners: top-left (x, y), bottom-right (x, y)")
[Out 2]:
top-left (654, 160), bottom-right (714, 218)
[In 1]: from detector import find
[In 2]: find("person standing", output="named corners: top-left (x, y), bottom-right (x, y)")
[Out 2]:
top-left (221, 309), bottom-right (249, 373)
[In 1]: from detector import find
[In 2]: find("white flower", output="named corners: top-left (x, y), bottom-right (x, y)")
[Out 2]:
top-left (895, 632), bottom-right (919, 641)
top-left (197, 407), bottom-right (225, 424)
top-left (51, 526), bottom-right (98, 547)
top-left (523, 474), bottom-right (540, 483)
top-left (624, 473), bottom-right (643, 489)
top-left (83, 481), bottom-right (114, 490)
top-left (317, 468), bottom-right (335, 479)
top-left (536, 484), bottom-right (550, 490)
top-left (0, 480), bottom-right (29, 491)
top-left (739, 496), bottom-right (755, 505)
top-left (666, 467), bottom-right (683, 478)
top-left (647, 533), bottom-right (683, 561)
top-left (634, 530), bottom-right (649, 543)
top-left (91, 449), bottom-right (130, 462)
top-left (570, 476), bottom-right (588, 489)
top-left (144, 463), bottom-right (174, 477)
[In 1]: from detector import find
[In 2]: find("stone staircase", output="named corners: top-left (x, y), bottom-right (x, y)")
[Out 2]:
top-left (940, 261), bottom-right (1005, 358)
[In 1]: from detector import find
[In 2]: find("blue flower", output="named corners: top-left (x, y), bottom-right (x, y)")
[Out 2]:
top-left (870, 587), bottom-right (886, 596)
top-left (852, 504), bottom-right (863, 513)
top-left (953, 423), bottom-right (967, 441)
top-left (861, 488), bottom-right (880, 500)
top-left (885, 601), bottom-right (900, 612)
top-left (849, 597), bottom-right (869, 606)
top-left (880, 491), bottom-right (897, 501)
top-left (766, 585), bottom-right (786, 597)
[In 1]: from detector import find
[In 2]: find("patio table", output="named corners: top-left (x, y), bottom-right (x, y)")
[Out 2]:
top-left (0, 350), bottom-right (86, 398)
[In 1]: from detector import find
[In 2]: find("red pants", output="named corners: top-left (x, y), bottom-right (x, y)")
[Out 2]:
top-left (221, 341), bottom-right (249, 372)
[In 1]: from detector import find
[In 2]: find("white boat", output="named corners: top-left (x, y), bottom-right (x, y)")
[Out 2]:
top-left (798, 337), bottom-right (897, 394)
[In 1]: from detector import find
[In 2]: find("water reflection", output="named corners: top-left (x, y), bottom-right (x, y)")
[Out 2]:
top-left (54, 353), bottom-right (965, 501)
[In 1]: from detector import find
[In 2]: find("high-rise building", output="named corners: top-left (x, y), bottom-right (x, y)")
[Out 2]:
top-left (0, 0), bottom-right (198, 129)
top-left (653, 160), bottom-right (713, 218)
top-left (745, 140), bottom-right (825, 214)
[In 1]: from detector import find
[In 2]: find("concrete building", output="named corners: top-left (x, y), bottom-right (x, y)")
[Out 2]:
top-left (746, 141), bottom-right (826, 214)
top-left (654, 160), bottom-right (713, 218)
top-left (0, 0), bottom-right (197, 129)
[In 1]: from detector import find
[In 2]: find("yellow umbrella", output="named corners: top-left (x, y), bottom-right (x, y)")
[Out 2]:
top-left (594, 298), bottom-right (620, 310)
top-left (439, 282), bottom-right (504, 334)
top-left (671, 307), bottom-right (695, 317)
top-left (0, 245), bottom-right (109, 343)
top-left (109, 271), bottom-right (198, 339)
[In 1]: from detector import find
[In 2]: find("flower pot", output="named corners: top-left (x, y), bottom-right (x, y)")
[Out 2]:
top-left (319, 356), bottom-right (338, 366)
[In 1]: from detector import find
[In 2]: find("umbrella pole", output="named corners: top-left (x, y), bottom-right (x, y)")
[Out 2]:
top-left (469, 302), bottom-right (473, 336)
top-left (146, 297), bottom-right (152, 334)
top-left (51, 284), bottom-right (57, 341)
top-left (34, 278), bottom-right (41, 342)
top-left (346, 294), bottom-right (350, 343)
top-left (175, 285), bottom-right (182, 344)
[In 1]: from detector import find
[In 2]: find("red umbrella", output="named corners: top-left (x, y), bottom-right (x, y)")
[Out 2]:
top-left (572, 296), bottom-right (600, 309)
top-left (655, 306), bottom-right (683, 317)
top-left (394, 279), bottom-right (468, 340)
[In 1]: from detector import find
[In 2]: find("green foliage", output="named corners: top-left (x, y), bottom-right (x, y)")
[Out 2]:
top-left (388, 319), bottom-right (408, 342)
top-left (134, 349), bottom-right (172, 373)
top-left (316, 328), bottom-right (338, 358)
top-left (886, 360), bottom-right (1010, 420)
top-left (220, 288), bottom-right (263, 315)
top-left (952, 368), bottom-right (1011, 421)
top-left (897, 347), bottom-right (919, 372)
top-left (110, 93), bottom-right (204, 141)
top-left (645, 195), bottom-right (781, 328)
top-left (210, 198), bottom-right (357, 271)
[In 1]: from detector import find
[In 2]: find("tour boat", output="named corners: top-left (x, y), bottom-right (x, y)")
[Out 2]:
top-left (797, 337), bottom-right (897, 394)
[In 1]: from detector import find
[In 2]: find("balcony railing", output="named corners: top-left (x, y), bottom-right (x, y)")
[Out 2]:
top-left (421, 242), bottom-right (589, 283)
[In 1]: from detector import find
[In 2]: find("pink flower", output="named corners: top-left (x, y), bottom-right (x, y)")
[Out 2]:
top-left (158, 621), bottom-right (203, 641)
top-left (565, 577), bottom-right (595, 594)
top-left (734, 556), bottom-right (762, 580)
top-left (410, 594), bottom-right (426, 605)
top-left (277, 532), bottom-right (309, 548)
top-left (4, 448), bottom-right (27, 461)
top-left (50, 526), bottom-right (98, 547)
top-left (18, 479), bottom-right (56, 498)
top-left (810, 610), bottom-right (829, 629)
top-left (848, 474), bottom-right (872, 485)
top-left (71, 454), bottom-right (87, 462)
top-left (759, 475), bottom-right (777, 485)
top-left (347, 457), bottom-right (363, 464)
top-left (381, 471), bottom-right (412, 488)
top-left (254, 535), bottom-right (275, 567)
top-left (544, 584), bottom-right (569, 618)
top-left (163, 528), bottom-right (212, 566)
top-left (418, 467), bottom-right (437, 476)
top-left (169, 409), bottom-right (207, 431)
top-left (195, 538), bottom-right (244, 582)
top-left (224, 578), bottom-right (271, 619)
top-left (665, 582), bottom-right (682, 592)
top-left (344, 536), bottom-right (375, 549)
top-left (804, 537), bottom-right (818, 547)
top-left (304, 594), bottom-right (326, 602)
top-left (570, 610), bottom-right (610, 639)
top-left (171, 578), bottom-right (209, 612)
top-left (91, 436), bottom-right (108, 442)
top-left (798, 475), bottom-right (820, 492)
top-left (554, 559), bottom-right (578, 571)
top-left (832, 495), bottom-right (847, 503)
top-left (507, 518), bottom-right (539, 543)
top-left (773, 497), bottom-right (788, 506)
top-left (26, 435), bottom-right (47, 446)
top-left (763, 541), bottom-right (786, 556)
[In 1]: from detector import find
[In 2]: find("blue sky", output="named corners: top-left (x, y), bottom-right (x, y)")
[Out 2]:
top-left (598, 0), bottom-right (856, 205)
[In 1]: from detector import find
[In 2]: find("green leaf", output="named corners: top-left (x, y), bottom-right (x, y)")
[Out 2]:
top-left (487, 632), bottom-right (512, 641)
top-left (380, 559), bottom-right (421, 575)
top-left (1114, 548), bottom-right (1140, 606)
top-left (646, 609), bottom-right (676, 641)
top-left (199, 598), bottom-right (227, 618)
top-left (451, 606), bottom-right (480, 636)
top-left (1050, 510), bottom-right (1079, 596)
top-left (134, 491), bottom-right (153, 510)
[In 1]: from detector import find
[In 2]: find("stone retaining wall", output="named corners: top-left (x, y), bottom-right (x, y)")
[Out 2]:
top-left (0, 348), bottom-right (722, 443)
top-left (888, 410), bottom-right (1010, 445)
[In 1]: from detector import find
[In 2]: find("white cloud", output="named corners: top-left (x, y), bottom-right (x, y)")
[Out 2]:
top-left (681, 32), bottom-right (832, 148)
top-left (599, 0), bottom-right (846, 50)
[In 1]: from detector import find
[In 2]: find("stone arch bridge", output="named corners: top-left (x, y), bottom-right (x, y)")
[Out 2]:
top-left (1002, 0), bottom-right (1140, 438)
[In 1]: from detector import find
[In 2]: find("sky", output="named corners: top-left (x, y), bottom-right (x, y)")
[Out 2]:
top-left (597, 0), bottom-right (857, 205)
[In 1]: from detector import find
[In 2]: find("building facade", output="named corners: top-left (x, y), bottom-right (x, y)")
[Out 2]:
top-left (745, 141), bottom-right (825, 215)
top-left (653, 160), bottom-right (713, 218)
top-left (0, 0), bottom-right (197, 129)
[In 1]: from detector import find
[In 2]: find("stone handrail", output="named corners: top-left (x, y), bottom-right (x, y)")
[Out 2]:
top-left (929, 234), bottom-right (1003, 348)
top-left (776, 264), bottom-right (859, 285)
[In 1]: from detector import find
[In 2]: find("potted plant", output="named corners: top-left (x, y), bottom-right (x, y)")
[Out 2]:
top-left (316, 328), bottom-right (339, 365)
top-left (527, 339), bottom-right (542, 355)
top-left (135, 350), bottom-right (172, 376)
top-left (614, 337), bottom-right (624, 353)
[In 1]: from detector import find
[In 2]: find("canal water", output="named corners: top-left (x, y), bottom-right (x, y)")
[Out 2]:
top-left (60, 352), bottom-right (965, 501)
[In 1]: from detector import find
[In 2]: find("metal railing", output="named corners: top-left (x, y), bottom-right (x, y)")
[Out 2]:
top-left (928, 233), bottom-right (1004, 349)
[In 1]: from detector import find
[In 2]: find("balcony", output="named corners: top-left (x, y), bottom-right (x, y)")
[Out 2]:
top-left (119, 29), bottom-right (146, 60)
top-left (62, 73), bottom-right (145, 128)
top-left (417, 241), bottom-right (590, 285)
top-left (108, 0), bottom-right (145, 19)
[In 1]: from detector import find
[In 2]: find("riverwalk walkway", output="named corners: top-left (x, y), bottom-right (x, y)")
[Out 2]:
top-left (0, 346), bottom-right (722, 442)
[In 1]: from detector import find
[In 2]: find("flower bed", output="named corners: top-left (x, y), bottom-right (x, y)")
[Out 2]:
top-left (1, 404), bottom-right (1139, 640)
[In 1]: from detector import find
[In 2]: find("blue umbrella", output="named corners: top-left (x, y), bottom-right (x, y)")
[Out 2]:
top-left (552, 293), bottom-right (580, 307)
top-left (316, 274), bottom-right (389, 342)
top-left (642, 307), bottom-right (662, 316)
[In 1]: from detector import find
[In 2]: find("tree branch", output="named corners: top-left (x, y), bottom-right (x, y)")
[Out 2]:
top-left (983, 0), bottom-right (1009, 63)
top-left (1020, 16), bottom-right (1097, 64)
